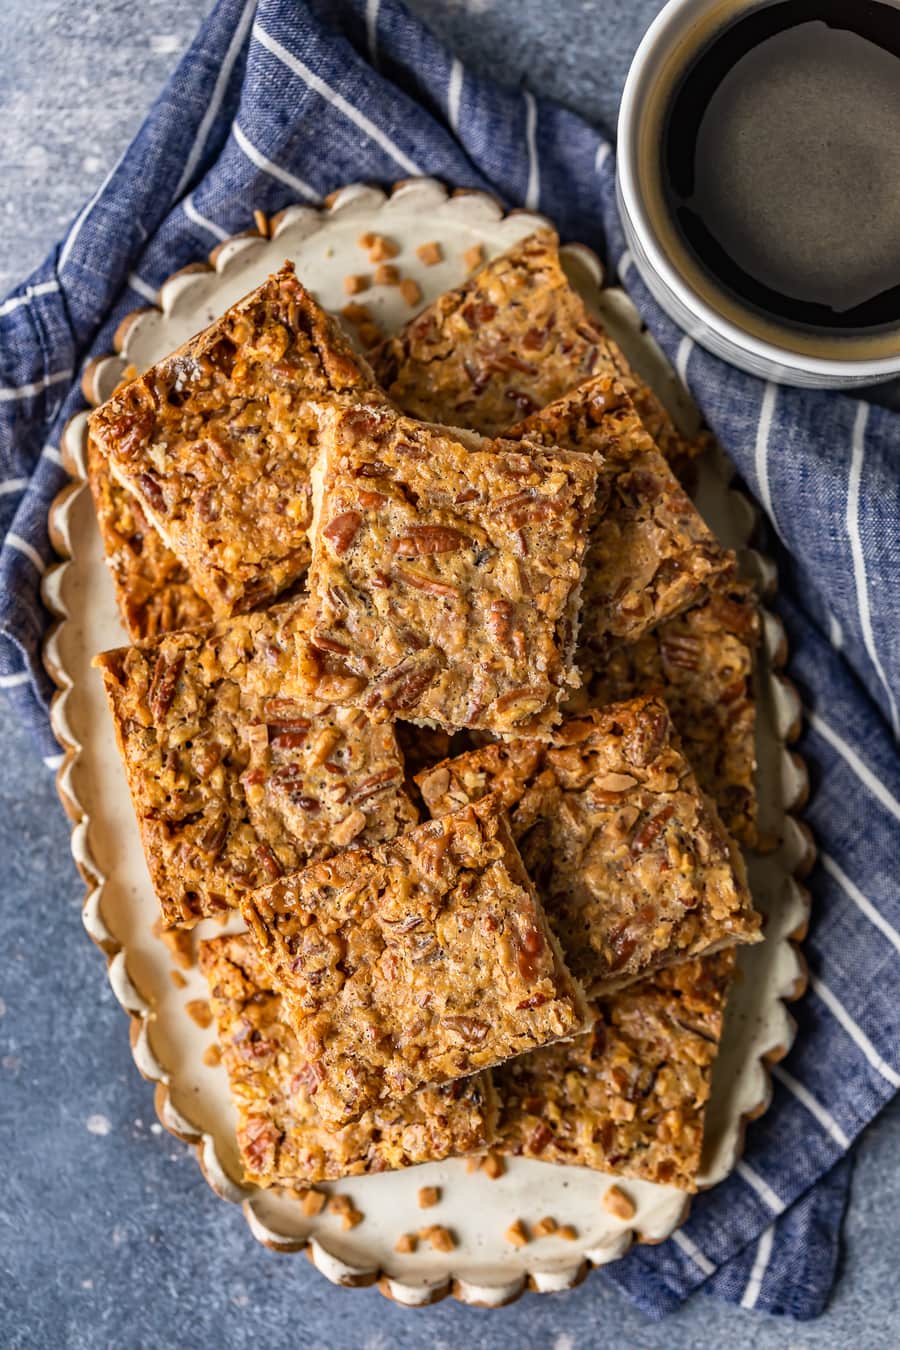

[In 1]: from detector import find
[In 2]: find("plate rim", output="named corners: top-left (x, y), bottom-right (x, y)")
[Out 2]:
top-left (40, 176), bottom-right (814, 1309)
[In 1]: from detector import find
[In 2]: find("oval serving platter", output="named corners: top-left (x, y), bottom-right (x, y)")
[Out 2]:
top-left (42, 179), bottom-right (812, 1309)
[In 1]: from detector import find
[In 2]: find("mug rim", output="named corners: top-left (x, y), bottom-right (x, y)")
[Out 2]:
top-left (616, 0), bottom-right (900, 382)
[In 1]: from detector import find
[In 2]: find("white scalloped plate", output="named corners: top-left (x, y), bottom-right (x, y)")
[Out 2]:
top-left (43, 180), bottom-right (812, 1308)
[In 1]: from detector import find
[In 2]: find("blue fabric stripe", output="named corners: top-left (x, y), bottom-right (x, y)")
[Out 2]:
top-left (1, 0), bottom-right (896, 1320)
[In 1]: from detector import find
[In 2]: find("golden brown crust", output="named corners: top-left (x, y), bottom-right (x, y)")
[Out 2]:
top-left (295, 402), bottom-right (597, 737)
top-left (509, 376), bottom-right (734, 644)
top-left (416, 696), bottom-right (760, 996)
top-left (371, 229), bottom-right (704, 473)
top-left (199, 933), bottom-right (497, 1187)
top-left (577, 583), bottom-right (760, 848)
top-left (89, 264), bottom-right (377, 617)
top-left (494, 949), bottom-right (736, 1191)
top-left (86, 432), bottom-right (212, 639)
top-left (241, 797), bottom-right (589, 1127)
top-left (95, 600), bottom-right (417, 928)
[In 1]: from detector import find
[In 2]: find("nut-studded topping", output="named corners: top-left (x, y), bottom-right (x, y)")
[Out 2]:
top-left (198, 934), bottom-right (498, 1187)
top-left (493, 950), bottom-right (736, 1191)
top-left (415, 695), bottom-right (760, 996)
top-left (582, 580), bottom-right (761, 848)
top-left (509, 375), bottom-right (734, 648)
top-left (95, 602), bottom-right (418, 929)
top-left (240, 798), bottom-right (587, 1127)
top-left (89, 263), bottom-right (378, 618)
top-left (297, 403), bottom-right (596, 735)
top-left (371, 229), bottom-right (707, 479)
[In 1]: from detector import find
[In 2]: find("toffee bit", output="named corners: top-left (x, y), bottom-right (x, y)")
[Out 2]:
top-left (368, 235), bottom-right (399, 262)
top-left (465, 1155), bottom-right (482, 1174)
top-left (394, 1232), bottom-right (418, 1254)
top-left (462, 243), bottom-right (485, 272)
top-left (557, 1224), bottom-right (578, 1241)
top-left (202, 1043), bottom-right (222, 1068)
top-left (480, 1153), bottom-right (505, 1180)
top-left (400, 278), bottom-right (422, 307)
top-left (302, 1188), bottom-right (327, 1217)
top-left (160, 926), bottom-right (194, 969)
top-left (419, 1224), bottom-right (455, 1252)
top-left (357, 231), bottom-right (376, 250)
top-left (374, 263), bottom-right (400, 286)
top-left (417, 1185), bottom-right (440, 1209)
top-left (169, 969), bottom-right (188, 990)
top-left (533, 1216), bottom-right (558, 1239)
top-left (505, 1219), bottom-right (529, 1248)
top-left (185, 999), bottom-right (213, 1029)
top-left (416, 241), bottom-right (443, 266)
top-left (602, 1185), bottom-right (636, 1220)
top-left (344, 274), bottom-right (370, 295)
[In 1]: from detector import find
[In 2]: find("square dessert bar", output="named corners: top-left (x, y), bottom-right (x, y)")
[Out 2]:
top-left (416, 695), bottom-right (760, 996)
top-left (199, 933), bottom-right (497, 1186)
top-left (581, 582), bottom-right (761, 848)
top-left (96, 600), bottom-right (417, 928)
top-left (371, 228), bottom-right (705, 476)
top-left (242, 796), bottom-right (589, 1127)
top-left (494, 949), bottom-right (735, 1191)
top-left (295, 402), bottom-right (598, 736)
top-left (509, 375), bottom-right (734, 645)
top-left (86, 432), bottom-right (212, 640)
top-left (89, 263), bottom-right (377, 618)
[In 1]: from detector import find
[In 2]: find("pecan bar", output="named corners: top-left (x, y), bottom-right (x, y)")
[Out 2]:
top-left (416, 695), bottom-right (760, 996)
top-left (372, 228), bottom-right (705, 474)
top-left (580, 583), bottom-right (760, 848)
top-left (198, 933), bottom-right (497, 1186)
top-left (89, 263), bottom-right (377, 617)
top-left (296, 402), bottom-right (598, 736)
top-left (242, 796), bottom-right (589, 1127)
top-left (86, 432), bottom-right (212, 640)
top-left (508, 375), bottom-right (734, 644)
top-left (95, 600), bottom-right (417, 928)
top-left (494, 949), bottom-right (735, 1191)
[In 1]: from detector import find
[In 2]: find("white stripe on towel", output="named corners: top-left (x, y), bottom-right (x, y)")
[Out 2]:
top-left (253, 21), bottom-right (423, 175)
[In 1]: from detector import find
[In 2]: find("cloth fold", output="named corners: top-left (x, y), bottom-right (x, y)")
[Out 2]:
top-left (1, 0), bottom-right (897, 1319)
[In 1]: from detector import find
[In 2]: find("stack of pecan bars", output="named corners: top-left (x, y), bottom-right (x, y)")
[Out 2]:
top-left (89, 231), bottom-right (763, 1204)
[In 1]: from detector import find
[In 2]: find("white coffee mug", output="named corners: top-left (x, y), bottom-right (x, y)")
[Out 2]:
top-left (616, 0), bottom-right (900, 388)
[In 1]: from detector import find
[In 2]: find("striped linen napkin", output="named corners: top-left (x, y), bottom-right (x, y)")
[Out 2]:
top-left (0, 0), bottom-right (897, 1320)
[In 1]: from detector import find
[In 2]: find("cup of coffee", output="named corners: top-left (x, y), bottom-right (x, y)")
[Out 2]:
top-left (617, 0), bottom-right (900, 386)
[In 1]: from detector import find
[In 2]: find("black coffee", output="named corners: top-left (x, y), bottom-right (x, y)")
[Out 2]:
top-left (662, 0), bottom-right (900, 335)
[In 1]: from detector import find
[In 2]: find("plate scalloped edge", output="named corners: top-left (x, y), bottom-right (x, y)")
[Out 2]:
top-left (40, 178), bottom-right (814, 1310)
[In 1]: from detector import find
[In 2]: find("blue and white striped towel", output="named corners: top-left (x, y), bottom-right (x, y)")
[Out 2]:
top-left (1, 0), bottom-right (897, 1320)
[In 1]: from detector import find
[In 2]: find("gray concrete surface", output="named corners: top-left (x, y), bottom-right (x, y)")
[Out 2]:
top-left (1, 2), bottom-right (898, 1346)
